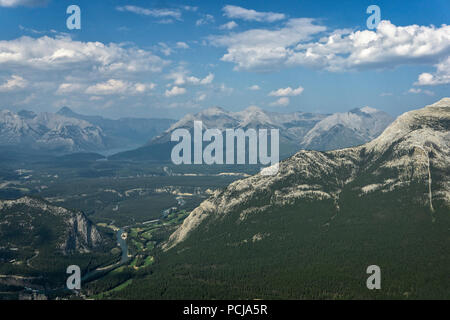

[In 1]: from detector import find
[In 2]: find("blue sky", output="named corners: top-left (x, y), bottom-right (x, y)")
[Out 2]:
top-left (0, 0), bottom-right (449, 119)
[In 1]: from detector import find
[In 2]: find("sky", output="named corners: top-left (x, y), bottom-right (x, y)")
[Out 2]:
top-left (0, 0), bottom-right (449, 119)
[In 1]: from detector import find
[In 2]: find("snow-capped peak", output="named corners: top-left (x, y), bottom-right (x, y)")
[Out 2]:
top-left (360, 106), bottom-right (379, 114)
top-left (0, 109), bottom-right (106, 153)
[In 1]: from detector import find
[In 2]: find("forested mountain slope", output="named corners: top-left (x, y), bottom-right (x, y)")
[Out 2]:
top-left (114, 98), bottom-right (449, 299)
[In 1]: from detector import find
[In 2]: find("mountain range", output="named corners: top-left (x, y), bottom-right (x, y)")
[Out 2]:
top-left (56, 107), bottom-right (175, 153)
top-left (111, 105), bottom-right (394, 161)
top-left (0, 108), bottom-right (175, 154)
top-left (0, 109), bottom-right (106, 153)
top-left (0, 105), bottom-right (392, 158)
top-left (114, 98), bottom-right (450, 299)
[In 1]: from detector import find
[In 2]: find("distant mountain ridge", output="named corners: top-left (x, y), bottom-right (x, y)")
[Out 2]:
top-left (0, 105), bottom-right (393, 158)
top-left (0, 107), bottom-right (176, 155)
top-left (301, 106), bottom-right (394, 150)
top-left (56, 107), bottom-right (175, 151)
top-left (0, 109), bottom-right (106, 153)
top-left (151, 106), bottom-right (328, 146)
top-left (111, 105), bottom-right (394, 161)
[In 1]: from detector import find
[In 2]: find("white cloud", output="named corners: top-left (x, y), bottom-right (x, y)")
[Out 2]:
top-left (176, 41), bottom-right (189, 49)
top-left (210, 18), bottom-right (326, 71)
top-left (158, 42), bottom-right (173, 56)
top-left (0, 75), bottom-right (27, 92)
top-left (196, 93), bottom-right (207, 102)
top-left (415, 56), bottom-right (450, 85)
top-left (220, 21), bottom-right (238, 30)
top-left (269, 85), bottom-right (304, 97)
top-left (408, 88), bottom-right (421, 94)
top-left (0, 35), bottom-right (169, 112)
top-left (212, 19), bottom-right (450, 73)
top-left (56, 82), bottom-right (84, 94)
top-left (249, 85), bottom-right (260, 91)
top-left (85, 79), bottom-right (155, 95)
top-left (223, 5), bottom-right (285, 23)
top-left (217, 83), bottom-right (234, 95)
top-left (196, 14), bottom-right (215, 27)
top-left (165, 86), bottom-right (187, 97)
top-left (167, 70), bottom-right (214, 86)
top-left (134, 82), bottom-right (156, 93)
top-left (0, 0), bottom-right (48, 7)
top-left (408, 88), bottom-right (434, 96)
top-left (288, 21), bottom-right (450, 72)
top-left (19, 25), bottom-right (48, 34)
top-left (198, 73), bottom-right (214, 85)
top-left (270, 97), bottom-right (290, 107)
top-left (116, 6), bottom-right (181, 20)
top-left (182, 5), bottom-right (198, 12)
top-left (0, 36), bottom-right (167, 74)
top-left (158, 42), bottom-right (190, 55)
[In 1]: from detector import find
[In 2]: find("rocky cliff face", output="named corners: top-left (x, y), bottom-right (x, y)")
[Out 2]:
top-left (0, 196), bottom-right (106, 254)
top-left (164, 98), bottom-right (450, 250)
top-left (61, 209), bottom-right (104, 254)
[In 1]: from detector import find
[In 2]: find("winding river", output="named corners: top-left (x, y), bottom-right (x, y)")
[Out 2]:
top-left (116, 228), bottom-right (129, 264)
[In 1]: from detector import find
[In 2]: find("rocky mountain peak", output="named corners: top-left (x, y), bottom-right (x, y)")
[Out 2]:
top-left (57, 106), bottom-right (75, 115)
top-left (366, 98), bottom-right (450, 154)
top-left (164, 98), bottom-right (450, 250)
top-left (0, 109), bottom-right (106, 153)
